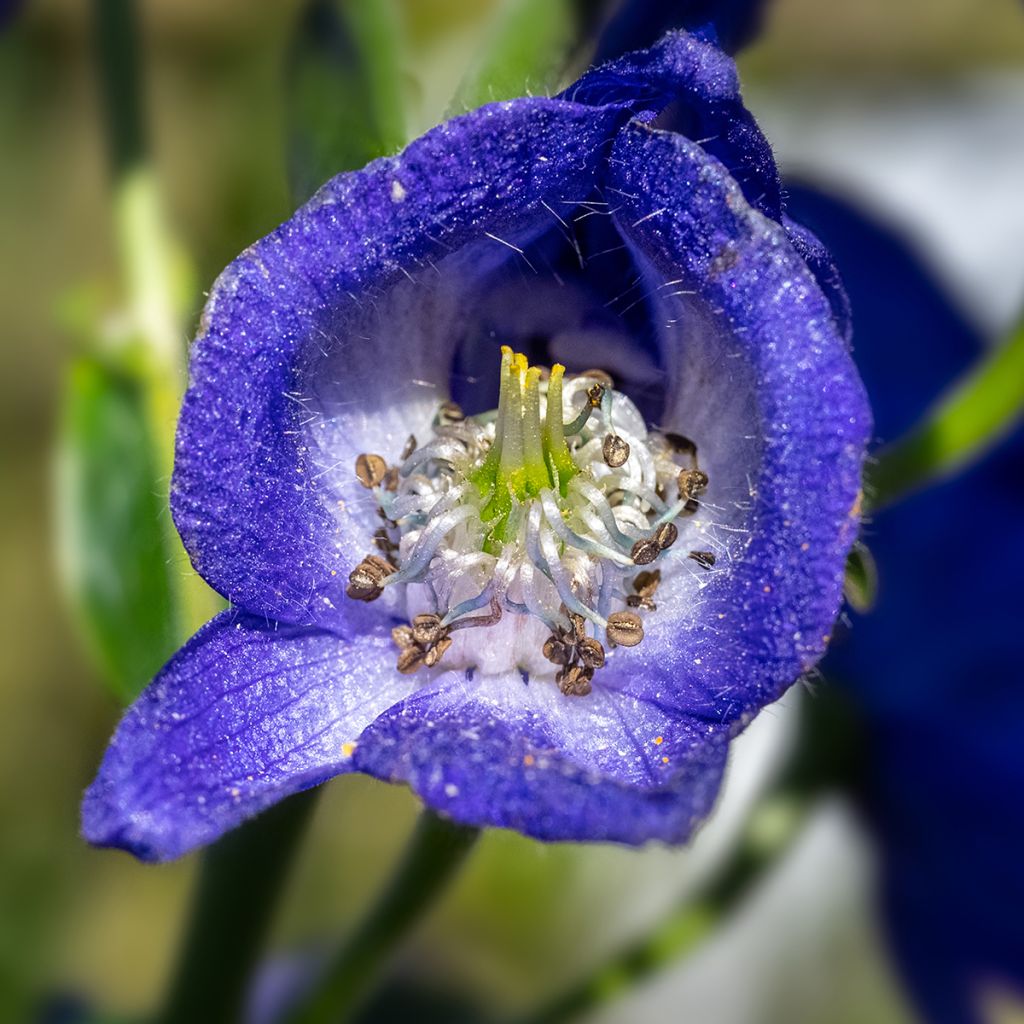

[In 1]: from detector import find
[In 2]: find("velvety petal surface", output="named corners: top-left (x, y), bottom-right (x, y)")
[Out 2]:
top-left (594, 123), bottom-right (868, 726)
top-left (567, 31), bottom-right (782, 221)
top-left (354, 669), bottom-right (730, 844)
top-left (82, 613), bottom-right (409, 861)
top-left (172, 97), bottom-right (632, 629)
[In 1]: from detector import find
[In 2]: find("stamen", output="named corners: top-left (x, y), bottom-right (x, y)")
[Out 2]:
top-left (355, 453), bottom-right (388, 489)
top-left (343, 347), bottom-right (695, 694)
top-left (631, 537), bottom-right (661, 566)
top-left (606, 611), bottom-right (644, 647)
top-left (602, 433), bottom-right (630, 468)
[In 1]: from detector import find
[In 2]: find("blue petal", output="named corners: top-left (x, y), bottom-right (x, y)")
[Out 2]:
top-left (82, 613), bottom-right (410, 861)
top-left (783, 214), bottom-right (853, 344)
top-left (172, 97), bottom-right (632, 629)
top-left (566, 31), bottom-right (783, 221)
top-left (354, 669), bottom-right (730, 845)
top-left (785, 182), bottom-right (978, 441)
top-left (599, 123), bottom-right (870, 724)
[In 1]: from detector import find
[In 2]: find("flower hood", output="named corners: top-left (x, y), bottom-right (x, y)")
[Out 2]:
top-left (83, 32), bottom-right (869, 862)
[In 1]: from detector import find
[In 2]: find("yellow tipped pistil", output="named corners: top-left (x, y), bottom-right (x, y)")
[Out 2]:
top-left (471, 348), bottom-right (581, 543)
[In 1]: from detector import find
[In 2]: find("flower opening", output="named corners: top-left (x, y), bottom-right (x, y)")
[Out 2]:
top-left (347, 347), bottom-right (712, 694)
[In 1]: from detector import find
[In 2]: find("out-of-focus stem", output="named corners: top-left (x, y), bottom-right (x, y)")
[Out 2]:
top-left (507, 797), bottom-right (807, 1024)
top-left (287, 810), bottom-right (480, 1024)
top-left (155, 790), bottom-right (321, 1024)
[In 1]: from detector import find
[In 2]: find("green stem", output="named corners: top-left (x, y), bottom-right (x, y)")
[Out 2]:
top-left (92, 0), bottom-right (146, 178)
top-left (155, 789), bottom-right (320, 1024)
top-left (287, 810), bottom-right (480, 1024)
top-left (506, 797), bottom-right (806, 1024)
top-left (867, 313), bottom-right (1024, 511)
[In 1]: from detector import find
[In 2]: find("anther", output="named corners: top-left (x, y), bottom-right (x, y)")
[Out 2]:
top-left (542, 636), bottom-right (572, 665)
top-left (391, 625), bottom-right (415, 649)
top-left (569, 611), bottom-right (587, 643)
top-left (633, 569), bottom-right (661, 596)
top-left (438, 400), bottom-right (465, 423)
top-left (628, 568), bottom-right (661, 610)
top-left (355, 453), bottom-right (387, 489)
top-left (607, 611), bottom-right (644, 647)
top-left (412, 612), bottom-right (445, 646)
top-left (631, 538), bottom-right (661, 565)
top-left (382, 467), bottom-right (400, 492)
top-left (578, 368), bottom-right (614, 389)
top-left (374, 526), bottom-right (397, 555)
top-left (401, 434), bottom-right (417, 461)
top-left (602, 434), bottom-right (630, 468)
top-left (586, 383), bottom-right (606, 409)
top-left (346, 554), bottom-right (395, 601)
top-left (558, 664), bottom-right (593, 697)
top-left (577, 637), bottom-right (606, 670)
top-left (654, 522), bottom-right (678, 550)
top-left (689, 550), bottom-right (717, 570)
top-left (397, 646), bottom-right (427, 675)
top-left (678, 468), bottom-right (709, 501)
top-left (423, 635), bottom-right (452, 667)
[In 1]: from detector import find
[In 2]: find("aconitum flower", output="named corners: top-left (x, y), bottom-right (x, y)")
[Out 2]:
top-left (82, 32), bottom-right (869, 862)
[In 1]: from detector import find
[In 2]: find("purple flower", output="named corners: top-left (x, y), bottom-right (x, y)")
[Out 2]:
top-left (82, 32), bottom-right (868, 862)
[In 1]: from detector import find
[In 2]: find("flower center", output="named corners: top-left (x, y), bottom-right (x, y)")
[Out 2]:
top-left (346, 347), bottom-right (712, 696)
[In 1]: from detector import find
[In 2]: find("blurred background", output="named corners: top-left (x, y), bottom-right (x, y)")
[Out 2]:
top-left (2, 1), bottom-right (1023, 1021)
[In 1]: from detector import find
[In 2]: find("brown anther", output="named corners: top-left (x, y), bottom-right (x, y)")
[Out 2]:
top-left (654, 522), bottom-right (678, 550)
top-left (632, 569), bottom-right (662, 599)
top-left (607, 611), bottom-right (644, 647)
top-left (397, 646), bottom-right (427, 675)
top-left (579, 368), bottom-right (614, 389)
top-left (543, 636), bottom-right (572, 666)
top-left (423, 635), bottom-right (452, 668)
top-left (373, 527), bottom-right (396, 554)
top-left (602, 434), bottom-right (630, 468)
top-left (689, 550), bottom-right (717, 570)
top-left (391, 625), bottom-right (415, 649)
top-left (382, 467), bottom-right (400, 492)
top-left (586, 383), bottom-right (605, 408)
top-left (626, 594), bottom-right (657, 611)
top-left (412, 613), bottom-right (445, 646)
top-left (664, 432), bottom-right (698, 459)
top-left (438, 400), bottom-right (465, 423)
top-left (568, 612), bottom-right (587, 643)
top-left (558, 664), bottom-right (593, 697)
top-left (677, 468), bottom-right (709, 501)
top-left (577, 637), bottom-right (606, 670)
top-left (631, 538), bottom-right (661, 565)
top-left (345, 554), bottom-right (395, 601)
top-left (354, 453), bottom-right (387, 489)
top-left (401, 434), bottom-right (417, 461)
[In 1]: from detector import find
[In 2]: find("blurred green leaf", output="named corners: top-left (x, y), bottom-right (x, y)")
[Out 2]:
top-left (868, 312), bottom-right (1024, 510)
top-left (288, 0), bottom-right (407, 203)
top-left (843, 541), bottom-right (878, 613)
top-left (447, 0), bottom-right (578, 113)
top-left (56, 356), bottom-right (180, 705)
